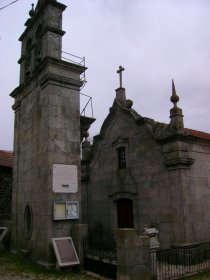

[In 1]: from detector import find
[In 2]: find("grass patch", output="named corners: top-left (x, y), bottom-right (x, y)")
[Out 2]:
top-left (0, 251), bottom-right (96, 279)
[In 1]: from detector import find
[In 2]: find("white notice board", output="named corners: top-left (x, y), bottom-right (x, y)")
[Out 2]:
top-left (53, 164), bottom-right (78, 193)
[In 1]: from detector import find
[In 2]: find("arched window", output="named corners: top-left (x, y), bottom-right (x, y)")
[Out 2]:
top-left (117, 146), bottom-right (126, 170)
top-left (116, 198), bottom-right (134, 228)
top-left (35, 25), bottom-right (42, 65)
top-left (24, 205), bottom-right (33, 240)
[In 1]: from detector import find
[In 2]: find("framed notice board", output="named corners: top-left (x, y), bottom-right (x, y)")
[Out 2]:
top-left (52, 237), bottom-right (80, 267)
top-left (53, 201), bottom-right (79, 220)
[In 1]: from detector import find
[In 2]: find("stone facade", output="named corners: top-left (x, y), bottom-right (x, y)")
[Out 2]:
top-left (81, 86), bottom-right (210, 249)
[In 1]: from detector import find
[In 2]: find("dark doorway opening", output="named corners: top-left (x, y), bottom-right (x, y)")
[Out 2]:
top-left (117, 198), bottom-right (134, 228)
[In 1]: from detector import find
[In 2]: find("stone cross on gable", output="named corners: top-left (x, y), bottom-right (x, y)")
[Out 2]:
top-left (117, 66), bottom-right (125, 88)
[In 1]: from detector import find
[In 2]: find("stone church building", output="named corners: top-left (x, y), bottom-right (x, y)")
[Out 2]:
top-left (1, 0), bottom-right (210, 271)
top-left (81, 81), bottom-right (210, 249)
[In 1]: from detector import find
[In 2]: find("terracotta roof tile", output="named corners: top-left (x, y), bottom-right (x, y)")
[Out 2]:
top-left (184, 128), bottom-right (210, 141)
top-left (0, 150), bottom-right (14, 168)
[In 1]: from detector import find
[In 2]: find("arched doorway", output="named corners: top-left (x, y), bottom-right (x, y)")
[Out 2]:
top-left (116, 198), bottom-right (134, 228)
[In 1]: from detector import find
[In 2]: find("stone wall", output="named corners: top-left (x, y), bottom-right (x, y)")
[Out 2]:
top-left (180, 141), bottom-right (210, 244)
top-left (11, 61), bottom-right (83, 262)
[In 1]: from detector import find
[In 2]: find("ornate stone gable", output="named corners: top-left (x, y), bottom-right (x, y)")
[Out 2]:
top-left (84, 85), bottom-right (197, 172)
top-left (97, 98), bottom-right (142, 139)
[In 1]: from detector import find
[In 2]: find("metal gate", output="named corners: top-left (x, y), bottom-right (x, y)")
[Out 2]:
top-left (83, 224), bottom-right (117, 279)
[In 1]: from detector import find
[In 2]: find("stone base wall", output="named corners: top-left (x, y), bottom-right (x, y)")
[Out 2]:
top-left (116, 229), bottom-right (152, 280)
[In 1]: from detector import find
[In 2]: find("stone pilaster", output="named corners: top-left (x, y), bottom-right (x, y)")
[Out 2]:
top-left (116, 229), bottom-right (152, 280)
top-left (71, 224), bottom-right (88, 268)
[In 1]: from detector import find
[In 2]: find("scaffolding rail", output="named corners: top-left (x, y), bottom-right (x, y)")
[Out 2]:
top-left (58, 50), bottom-right (87, 85)
top-left (80, 93), bottom-right (93, 118)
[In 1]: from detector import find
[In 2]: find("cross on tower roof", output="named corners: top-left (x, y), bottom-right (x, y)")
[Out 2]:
top-left (117, 66), bottom-right (125, 88)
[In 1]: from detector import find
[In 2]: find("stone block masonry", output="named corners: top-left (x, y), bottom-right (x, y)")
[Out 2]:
top-left (116, 229), bottom-right (152, 280)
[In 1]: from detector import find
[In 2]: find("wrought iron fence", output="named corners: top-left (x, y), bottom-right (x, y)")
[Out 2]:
top-left (83, 223), bottom-right (116, 263)
top-left (151, 242), bottom-right (210, 279)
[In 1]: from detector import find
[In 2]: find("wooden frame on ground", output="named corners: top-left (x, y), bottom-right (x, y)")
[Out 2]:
top-left (0, 227), bottom-right (8, 242)
top-left (52, 237), bottom-right (80, 267)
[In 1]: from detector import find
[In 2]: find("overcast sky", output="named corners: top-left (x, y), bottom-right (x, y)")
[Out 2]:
top-left (0, 0), bottom-right (210, 151)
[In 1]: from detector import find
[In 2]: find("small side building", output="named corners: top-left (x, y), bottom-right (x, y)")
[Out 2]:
top-left (0, 150), bottom-right (13, 220)
top-left (0, 150), bottom-right (13, 248)
top-left (81, 81), bottom-right (210, 249)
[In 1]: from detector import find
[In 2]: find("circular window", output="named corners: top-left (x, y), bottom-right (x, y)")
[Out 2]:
top-left (24, 205), bottom-right (33, 240)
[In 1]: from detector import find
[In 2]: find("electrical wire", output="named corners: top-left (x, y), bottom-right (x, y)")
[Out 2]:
top-left (0, 0), bottom-right (20, 11)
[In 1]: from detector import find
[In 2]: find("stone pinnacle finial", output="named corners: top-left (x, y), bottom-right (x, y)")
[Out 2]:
top-left (29, 3), bottom-right (35, 17)
top-left (169, 79), bottom-right (184, 130)
top-left (170, 79), bottom-right (179, 108)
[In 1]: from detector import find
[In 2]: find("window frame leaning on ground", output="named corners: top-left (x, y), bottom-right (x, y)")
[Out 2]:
top-left (0, 227), bottom-right (8, 242)
top-left (52, 237), bottom-right (80, 267)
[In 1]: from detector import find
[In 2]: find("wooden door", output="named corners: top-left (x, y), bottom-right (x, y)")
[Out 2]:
top-left (117, 199), bottom-right (134, 228)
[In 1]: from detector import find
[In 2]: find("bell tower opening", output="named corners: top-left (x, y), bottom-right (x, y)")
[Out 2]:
top-left (35, 24), bottom-right (42, 65)
top-left (25, 38), bottom-right (32, 79)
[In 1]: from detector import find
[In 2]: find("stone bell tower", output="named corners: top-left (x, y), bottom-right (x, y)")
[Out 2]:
top-left (10, 0), bottom-right (87, 262)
